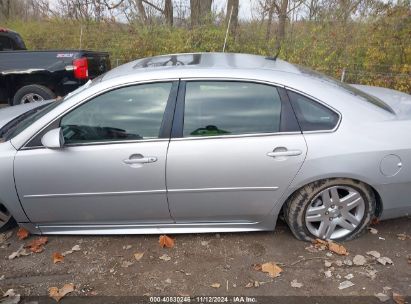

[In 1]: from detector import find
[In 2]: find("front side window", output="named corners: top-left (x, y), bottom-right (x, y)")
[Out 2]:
top-left (288, 91), bottom-right (339, 131)
top-left (183, 81), bottom-right (282, 137)
top-left (61, 82), bottom-right (172, 144)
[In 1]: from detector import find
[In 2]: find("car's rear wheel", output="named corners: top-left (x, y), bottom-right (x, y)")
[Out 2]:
top-left (13, 84), bottom-right (56, 105)
top-left (0, 204), bottom-right (15, 232)
top-left (284, 178), bottom-right (376, 241)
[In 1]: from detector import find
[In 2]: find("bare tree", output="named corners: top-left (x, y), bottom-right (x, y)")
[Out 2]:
top-left (226, 0), bottom-right (239, 34)
top-left (190, 0), bottom-right (213, 27)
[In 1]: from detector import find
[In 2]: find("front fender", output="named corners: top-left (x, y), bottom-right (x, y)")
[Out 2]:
top-left (0, 141), bottom-right (29, 223)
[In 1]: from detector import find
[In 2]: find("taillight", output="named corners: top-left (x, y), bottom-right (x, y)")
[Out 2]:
top-left (73, 57), bottom-right (88, 80)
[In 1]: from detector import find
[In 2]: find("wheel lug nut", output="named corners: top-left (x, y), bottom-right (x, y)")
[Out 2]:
top-left (325, 211), bottom-right (329, 215)
top-left (331, 205), bottom-right (335, 208)
top-left (329, 217), bottom-right (333, 221)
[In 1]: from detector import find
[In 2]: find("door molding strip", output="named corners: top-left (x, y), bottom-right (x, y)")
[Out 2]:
top-left (24, 186), bottom-right (279, 199)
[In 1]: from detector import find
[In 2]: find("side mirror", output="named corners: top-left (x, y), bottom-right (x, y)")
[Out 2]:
top-left (41, 128), bottom-right (64, 149)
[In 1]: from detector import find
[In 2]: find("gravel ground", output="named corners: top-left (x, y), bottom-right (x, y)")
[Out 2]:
top-left (0, 218), bottom-right (410, 302)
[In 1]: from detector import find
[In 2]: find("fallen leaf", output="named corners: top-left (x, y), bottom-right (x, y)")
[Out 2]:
top-left (17, 227), bottom-right (29, 240)
top-left (26, 237), bottom-right (48, 253)
top-left (49, 283), bottom-right (74, 302)
top-left (397, 233), bottom-right (409, 241)
top-left (324, 270), bottom-right (332, 278)
top-left (377, 257), bottom-right (393, 265)
top-left (313, 239), bottom-right (328, 250)
top-left (62, 244), bottom-right (81, 256)
top-left (327, 241), bottom-right (348, 255)
top-left (210, 283), bottom-right (221, 288)
top-left (393, 292), bottom-right (405, 304)
top-left (290, 279), bottom-right (303, 288)
top-left (375, 293), bottom-right (390, 302)
top-left (245, 282), bottom-right (254, 288)
top-left (134, 252), bottom-right (145, 261)
top-left (260, 262), bottom-right (283, 278)
top-left (367, 250), bottom-right (381, 258)
top-left (0, 231), bottom-right (13, 245)
top-left (344, 273), bottom-right (354, 280)
top-left (8, 245), bottom-right (30, 260)
top-left (159, 254), bottom-right (171, 261)
top-left (121, 261), bottom-right (134, 268)
top-left (368, 227), bottom-right (378, 234)
top-left (313, 239), bottom-right (348, 255)
top-left (324, 260), bottom-right (332, 267)
top-left (1, 289), bottom-right (21, 304)
top-left (52, 252), bottom-right (64, 264)
top-left (159, 235), bottom-right (175, 248)
top-left (338, 280), bottom-right (354, 290)
top-left (304, 245), bottom-right (318, 253)
top-left (344, 259), bottom-right (353, 266)
top-left (371, 218), bottom-right (380, 225)
top-left (353, 255), bottom-right (367, 266)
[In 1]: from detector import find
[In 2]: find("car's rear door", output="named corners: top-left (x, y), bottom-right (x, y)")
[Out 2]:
top-left (166, 80), bottom-right (307, 223)
top-left (14, 81), bottom-right (178, 230)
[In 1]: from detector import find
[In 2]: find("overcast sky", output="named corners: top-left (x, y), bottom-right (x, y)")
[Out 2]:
top-left (49, 0), bottom-right (258, 20)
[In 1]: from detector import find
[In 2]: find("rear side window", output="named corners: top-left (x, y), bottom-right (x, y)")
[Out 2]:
top-left (183, 81), bottom-right (282, 137)
top-left (288, 91), bottom-right (339, 131)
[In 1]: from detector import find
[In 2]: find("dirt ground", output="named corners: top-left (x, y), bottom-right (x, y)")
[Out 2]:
top-left (0, 218), bottom-right (410, 303)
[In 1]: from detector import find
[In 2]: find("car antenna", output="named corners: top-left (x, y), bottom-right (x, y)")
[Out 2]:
top-left (266, 45), bottom-right (281, 61)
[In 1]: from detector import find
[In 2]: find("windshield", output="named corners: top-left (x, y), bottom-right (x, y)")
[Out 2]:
top-left (2, 100), bottom-right (62, 141)
top-left (295, 65), bottom-right (395, 114)
top-left (0, 78), bottom-right (102, 142)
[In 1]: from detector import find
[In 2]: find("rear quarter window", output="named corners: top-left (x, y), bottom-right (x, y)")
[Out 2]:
top-left (288, 90), bottom-right (340, 132)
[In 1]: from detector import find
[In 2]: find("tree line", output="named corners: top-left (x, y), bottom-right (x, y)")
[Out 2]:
top-left (1, 0), bottom-right (410, 92)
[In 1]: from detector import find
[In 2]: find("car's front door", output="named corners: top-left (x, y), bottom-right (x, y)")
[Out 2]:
top-left (14, 81), bottom-right (177, 229)
top-left (166, 81), bottom-right (307, 223)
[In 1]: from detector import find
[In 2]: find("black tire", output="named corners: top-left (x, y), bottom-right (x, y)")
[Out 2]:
top-left (0, 217), bottom-right (16, 233)
top-left (12, 84), bottom-right (56, 106)
top-left (0, 204), bottom-right (16, 232)
top-left (284, 178), bottom-right (376, 242)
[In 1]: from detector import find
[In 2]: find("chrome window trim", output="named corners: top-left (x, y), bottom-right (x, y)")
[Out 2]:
top-left (285, 86), bottom-right (342, 134)
top-left (180, 77), bottom-right (286, 88)
top-left (171, 131), bottom-right (302, 142)
top-left (20, 78), bottom-right (179, 151)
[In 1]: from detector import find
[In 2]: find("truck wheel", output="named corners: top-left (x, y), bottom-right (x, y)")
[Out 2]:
top-left (13, 85), bottom-right (56, 106)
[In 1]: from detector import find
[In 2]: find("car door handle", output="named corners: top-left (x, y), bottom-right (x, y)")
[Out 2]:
top-left (123, 155), bottom-right (158, 165)
top-left (267, 150), bottom-right (302, 157)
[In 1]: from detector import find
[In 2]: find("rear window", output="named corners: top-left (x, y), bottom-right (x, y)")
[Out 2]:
top-left (288, 91), bottom-right (340, 131)
top-left (295, 65), bottom-right (394, 114)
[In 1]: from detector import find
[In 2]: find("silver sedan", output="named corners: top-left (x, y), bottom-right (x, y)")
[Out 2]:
top-left (0, 53), bottom-right (410, 241)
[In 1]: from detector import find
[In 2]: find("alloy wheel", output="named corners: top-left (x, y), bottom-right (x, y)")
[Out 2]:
top-left (304, 186), bottom-right (366, 240)
top-left (20, 93), bottom-right (44, 104)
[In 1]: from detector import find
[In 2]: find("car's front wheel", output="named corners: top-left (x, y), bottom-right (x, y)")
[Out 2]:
top-left (0, 204), bottom-right (15, 232)
top-left (284, 178), bottom-right (376, 241)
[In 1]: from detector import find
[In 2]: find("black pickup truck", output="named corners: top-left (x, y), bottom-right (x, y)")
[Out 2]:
top-left (0, 28), bottom-right (110, 105)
